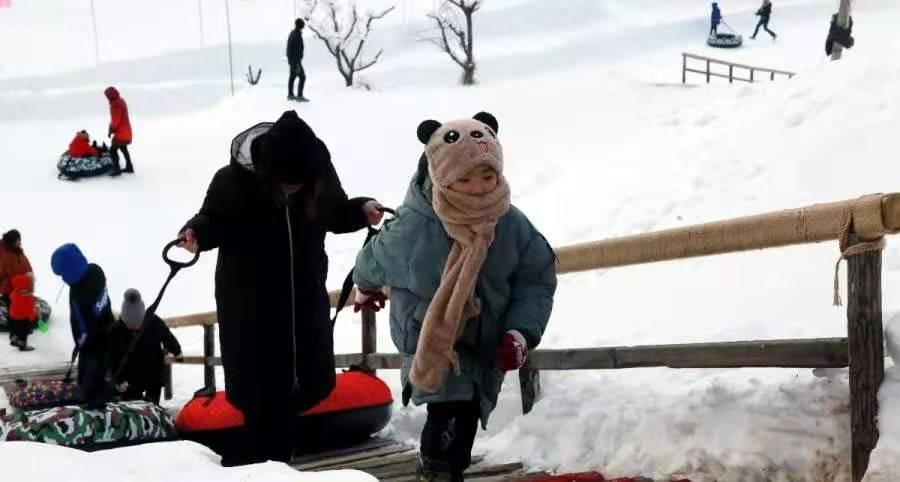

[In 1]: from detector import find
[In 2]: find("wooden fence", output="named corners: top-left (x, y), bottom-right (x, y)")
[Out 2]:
top-left (682, 52), bottom-right (796, 84)
top-left (165, 193), bottom-right (900, 482)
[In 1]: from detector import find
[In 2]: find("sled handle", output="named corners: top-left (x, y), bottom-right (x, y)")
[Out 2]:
top-left (163, 238), bottom-right (201, 269)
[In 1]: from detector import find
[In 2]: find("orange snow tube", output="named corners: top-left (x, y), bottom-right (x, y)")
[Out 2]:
top-left (176, 370), bottom-right (393, 455)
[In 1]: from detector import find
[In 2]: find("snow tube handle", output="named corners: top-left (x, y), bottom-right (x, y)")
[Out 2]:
top-left (164, 238), bottom-right (201, 269)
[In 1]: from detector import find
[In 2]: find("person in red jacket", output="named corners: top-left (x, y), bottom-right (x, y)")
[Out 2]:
top-left (67, 130), bottom-right (100, 158)
top-left (105, 86), bottom-right (134, 176)
top-left (0, 229), bottom-right (32, 302)
top-left (9, 273), bottom-right (37, 351)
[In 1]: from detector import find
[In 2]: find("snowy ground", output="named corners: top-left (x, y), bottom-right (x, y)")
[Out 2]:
top-left (2, 0), bottom-right (900, 480)
top-left (0, 441), bottom-right (375, 481)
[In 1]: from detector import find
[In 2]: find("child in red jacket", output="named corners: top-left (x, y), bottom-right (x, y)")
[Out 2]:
top-left (68, 130), bottom-right (100, 158)
top-left (9, 273), bottom-right (37, 351)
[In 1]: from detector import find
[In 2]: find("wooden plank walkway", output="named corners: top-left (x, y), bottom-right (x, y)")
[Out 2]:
top-left (291, 438), bottom-right (547, 481)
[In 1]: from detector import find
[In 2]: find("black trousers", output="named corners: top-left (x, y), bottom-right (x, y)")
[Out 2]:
top-left (77, 351), bottom-right (109, 407)
top-left (110, 142), bottom-right (133, 172)
top-left (288, 62), bottom-right (306, 98)
top-left (8, 317), bottom-right (35, 343)
top-left (122, 382), bottom-right (163, 405)
top-left (753, 18), bottom-right (776, 38)
top-left (710, 24), bottom-right (718, 35)
top-left (420, 398), bottom-right (481, 479)
top-left (222, 402), bottom-right (295, 466)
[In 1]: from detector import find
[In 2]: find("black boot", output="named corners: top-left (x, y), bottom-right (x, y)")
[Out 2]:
top-left (416, 456), bottom-right (458, 482)
top-left (123, 163), bottom-right (134, 174)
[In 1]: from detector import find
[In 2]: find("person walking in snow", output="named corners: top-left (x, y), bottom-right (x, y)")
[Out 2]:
top-left (108, 288), bottom-right (183, 405)
top-left (177, 110), bottom-right (383, 466)
top-left (51, 243), bottom-right (115, 408)
top-left (105, 86), bottom-right (134, 176)
top-left (286, 19), bottom-right (308, 102)
top-left (353, 112), bottom-right (557, 481)
top-left (751, 0), bottom-right (777, 40)
top-left (710, 2), bottom-right (723, 36)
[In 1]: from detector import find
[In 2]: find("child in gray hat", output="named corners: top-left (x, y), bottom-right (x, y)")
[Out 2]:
top-left (108, 288), bottom-right (183, 404)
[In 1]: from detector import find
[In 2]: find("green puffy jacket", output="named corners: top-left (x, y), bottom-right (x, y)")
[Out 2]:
top-left (353, 163), bottom-right (557, 425)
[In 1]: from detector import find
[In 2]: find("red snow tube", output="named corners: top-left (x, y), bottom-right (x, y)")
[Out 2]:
top-left (176, 371), bottom-right (393, 455)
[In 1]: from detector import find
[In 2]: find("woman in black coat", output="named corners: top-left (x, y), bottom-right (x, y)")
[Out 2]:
top-left (179, 110), bottom-right (382, 466)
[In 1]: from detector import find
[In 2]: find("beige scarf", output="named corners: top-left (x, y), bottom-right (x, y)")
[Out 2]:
top-left (409, 118), bottom-right (511, 392)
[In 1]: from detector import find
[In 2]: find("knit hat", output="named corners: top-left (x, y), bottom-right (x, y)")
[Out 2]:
top-left (121, 288), bottom-right (146, 330)
top-left (50, 243), bottom-right (89, 285)
top-left (250, 110), bottom-right (327, 186)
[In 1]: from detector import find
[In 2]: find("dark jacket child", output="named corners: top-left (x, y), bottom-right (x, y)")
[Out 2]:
top-left (109, 288), bottom-right (183, 405)
top-left (51, 243), bottom-right (115, 407)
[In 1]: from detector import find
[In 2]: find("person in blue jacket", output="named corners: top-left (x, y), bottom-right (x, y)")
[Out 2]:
top-left (711, 2), bottom-right (723, 36)
top-left (51, 243), bottom-right (115, 408)
top-left (353, 112), bottom-right (557, 481)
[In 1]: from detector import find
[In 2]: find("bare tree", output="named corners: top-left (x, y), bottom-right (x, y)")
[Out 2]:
top-left (303, 0), bottom-right (395, 87)
top-left (423, 0), bottom-right (481, 85)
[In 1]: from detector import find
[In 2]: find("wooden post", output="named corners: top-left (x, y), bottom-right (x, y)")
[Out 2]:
top-left (831, 0), bottom-right (852, 61)
top-left (204, 324), bottom-right (217, 390)
top-left (706, 59), bottom-right (711, 83)
top-left (750, 69), bottom-right (755, 83)
top-left (362, 310), bottom-right (377, 374)
top-left (164, 363), bottom-right (173, 400)
top-left (846, 234), bottom-right (884, 482)
top-left (519, 357), bottom-right (541, 415)
top-left (682, 54), bottom-right (687, 84)
top-left (729, 65), bottom-right (733, 83)
top-left (770, 71), bottom-right (775, 81)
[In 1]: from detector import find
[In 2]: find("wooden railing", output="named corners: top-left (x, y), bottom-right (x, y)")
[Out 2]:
top-left (682, 52), bottom-right (796, 84)
top-left (164, 193), bottom-right (900, 482)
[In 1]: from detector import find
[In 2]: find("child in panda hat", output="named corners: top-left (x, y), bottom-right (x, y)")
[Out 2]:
top-left (353, 112), bottom-right (557, 480)
top-left (108, 288), bottom-right (183, 404)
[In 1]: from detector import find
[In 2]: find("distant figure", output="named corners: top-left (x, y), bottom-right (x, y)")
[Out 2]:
top-left (710, 2), bottom-right (722, 36)
top-left (286, 18), bottom-right (308, 102)
top-left (103, 87), bottom-right (134, 176)
top-left (105, 86), bottom-right (134, 176)
top-left (752, 0), bottom-right (777, 40)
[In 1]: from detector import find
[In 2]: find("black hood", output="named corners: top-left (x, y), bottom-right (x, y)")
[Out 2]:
top-left (229, 110), bottom-right (328, 186)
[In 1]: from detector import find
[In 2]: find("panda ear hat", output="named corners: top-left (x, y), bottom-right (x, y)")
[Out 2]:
top-left (417, 112), bottom-right (498, 145)
top-left (417, 120), bottom-right (442, 144)
top-left (472, 112), bottom-right (498, 133)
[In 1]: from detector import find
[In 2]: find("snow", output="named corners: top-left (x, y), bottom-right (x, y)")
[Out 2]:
top-left (2, 0), bottom-right (900, 480)
top-left (0, 441), bottom-right (376, 481)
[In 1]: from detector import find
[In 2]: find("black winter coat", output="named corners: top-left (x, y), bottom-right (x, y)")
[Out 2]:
top-left (184, 124), bottom-right (371, 415)
top-left (757, 3), bottom-right (772, 19)
top-left (69, 263), bottom-right (115, 356)
top-left (287, 29), bottom-right (304, 65)
top-left (108, 313), bottom-right (182, 388)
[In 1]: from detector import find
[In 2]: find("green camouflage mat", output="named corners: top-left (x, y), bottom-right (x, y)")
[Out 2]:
top-left (0, 400), bottom-right (176, 448)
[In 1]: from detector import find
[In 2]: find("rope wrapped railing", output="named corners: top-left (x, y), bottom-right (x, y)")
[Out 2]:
top-left (164, 192), bottom-right (899, 482)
